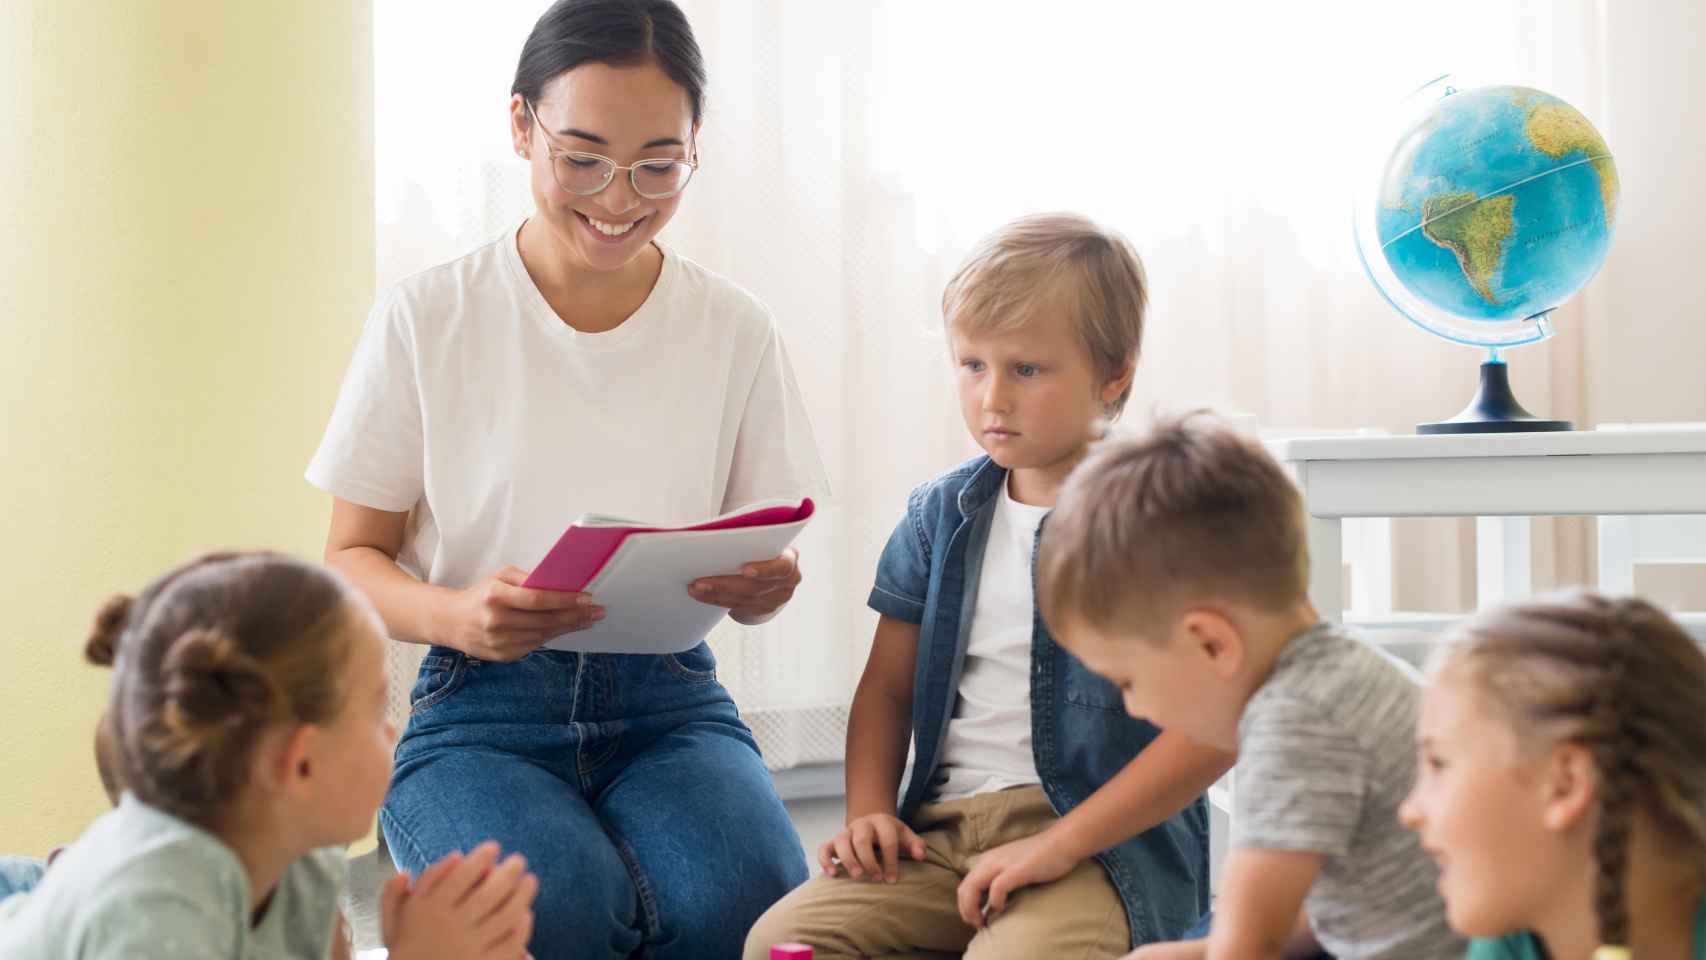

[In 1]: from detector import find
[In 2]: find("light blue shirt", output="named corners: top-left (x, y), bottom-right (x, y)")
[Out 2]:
top-left (1466, 895), bottom-right (1706, 959)
top-left (0, 794), bottom-right (346, 959)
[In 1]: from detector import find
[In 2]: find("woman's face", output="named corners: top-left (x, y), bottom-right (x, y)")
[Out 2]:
top-left (511, 61), bottom-right (697, 274)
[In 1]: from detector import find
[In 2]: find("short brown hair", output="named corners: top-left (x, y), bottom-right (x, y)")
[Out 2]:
top-left (1038, 412), bottom-right (1309, 633)
top-left (941, 212), bottom-right (1147, 416)
top-left (85, 552), bottom-right (360, 828)
top-left (1433, 592), bottom-right (1706, 951)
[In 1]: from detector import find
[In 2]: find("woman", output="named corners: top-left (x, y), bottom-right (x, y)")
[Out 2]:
top-left (308, 2), bottom-right (827, 956)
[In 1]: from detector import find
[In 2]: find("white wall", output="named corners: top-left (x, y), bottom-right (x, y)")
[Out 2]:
top-left (1587, 1), bottom-right (1706, 426)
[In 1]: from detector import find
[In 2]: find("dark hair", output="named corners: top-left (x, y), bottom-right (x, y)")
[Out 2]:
top-left (85, 552), bottom-right (361, 828)
top-left (512, 0), bottom-right (707, 126)
top-left (1039, 411), bottom-right (1309, 634)
top-left (1438, 592), bottom-right (1706, 952)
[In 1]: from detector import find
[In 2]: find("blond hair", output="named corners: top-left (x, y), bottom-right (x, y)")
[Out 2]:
top-left (1433, 592), bottom-right (1706, 953)
top-left (941, 212), bottom-right (1147, 416)
top-left (86, 552), bottom-right (360, 829)
top-left (1038, 411), bottom-right (1308, 633)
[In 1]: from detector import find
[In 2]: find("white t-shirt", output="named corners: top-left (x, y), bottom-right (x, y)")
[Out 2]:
top-left (932, 477), bottom-right (1049, 801)
top-left (308, 221), bottom-right (829, 591)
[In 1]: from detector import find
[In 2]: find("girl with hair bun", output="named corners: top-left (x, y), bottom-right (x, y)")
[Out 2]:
top-left (1401, 591), bottom-right (1706, 960)
top-left (0, 552), bottom-right (537, 960)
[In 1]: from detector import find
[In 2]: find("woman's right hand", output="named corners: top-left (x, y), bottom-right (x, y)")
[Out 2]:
top-left (818, 812), bottom-right (927, 883)
top-left (440, 566), bottom-right (604, 662)
top-left (382, 842), bottom-right (539, 960)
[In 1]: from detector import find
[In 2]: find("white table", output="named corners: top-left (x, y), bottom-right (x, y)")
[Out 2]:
top-left (1266, 426), bottom-right (1706, 621)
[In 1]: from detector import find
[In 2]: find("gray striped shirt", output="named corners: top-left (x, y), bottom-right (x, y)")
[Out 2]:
top-left (1233, 623), bottom-right (1463, 960)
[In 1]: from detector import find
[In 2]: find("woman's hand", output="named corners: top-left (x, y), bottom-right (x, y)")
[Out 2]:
top-left (382, 842), bottom-right (538, 960)
top-left (441, 566), bottom-right (604, 662)
top-left (688, 549), bottom-right (801, 626)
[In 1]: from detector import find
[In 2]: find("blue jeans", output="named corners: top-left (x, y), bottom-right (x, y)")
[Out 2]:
top-left (0, 856), bottom-right (46, 901)
top-left (380, 643), bottom-right (807, 960)
top-left (1183, 911), bottom-right (1333, 959)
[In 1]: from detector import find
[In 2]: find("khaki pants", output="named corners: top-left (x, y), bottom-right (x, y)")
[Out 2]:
top-left (744, 786), bottom-right (1129, 960)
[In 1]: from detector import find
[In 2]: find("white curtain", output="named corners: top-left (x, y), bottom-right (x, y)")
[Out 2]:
top-left (373, 0), bottom-right (1612, 768)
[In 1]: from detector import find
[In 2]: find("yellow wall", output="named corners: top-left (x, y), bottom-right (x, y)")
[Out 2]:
top-left (0, 3), bottom-right (373, 854)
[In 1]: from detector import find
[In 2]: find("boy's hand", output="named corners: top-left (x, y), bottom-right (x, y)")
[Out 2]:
top-left (1126, 940), bottom-right (1207, 960)
top-left (383, 842), bottom-right (539, 960)
top-left (689, 549), bottom-right (802, 625)
top-left (955, 828), bottom-right (1080, 927)
top-left (818, 812), bottom-right (926, 883)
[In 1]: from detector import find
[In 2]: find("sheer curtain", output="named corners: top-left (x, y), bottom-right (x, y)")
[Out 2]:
top-left (373, 0), bottom-right (1610, 767)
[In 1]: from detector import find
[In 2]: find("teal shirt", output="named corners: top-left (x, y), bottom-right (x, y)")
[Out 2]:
top-left (1467, 896), bottom-right (1706, 959)
top-left (0, 794), bottom-right (346, 959)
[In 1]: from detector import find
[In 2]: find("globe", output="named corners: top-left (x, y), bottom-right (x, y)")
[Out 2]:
top-left (1353, 78), bottom-right (1620, 431)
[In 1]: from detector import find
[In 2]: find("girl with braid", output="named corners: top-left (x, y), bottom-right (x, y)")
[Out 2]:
top-left (1401, 591), bottom-right (1706, 960)
top-left (0, 552), bottom-right (538, 959)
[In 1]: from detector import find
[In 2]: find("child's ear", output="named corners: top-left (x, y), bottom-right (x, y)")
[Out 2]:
top-left (1539, 741), bottom-right (1598, 833)
top-left (1178, 609), bottom-right (1244, 677)
top-left (255, 724), bottom-right (320, 799)
top-left (1098, 357), bottom-right (1136, 411)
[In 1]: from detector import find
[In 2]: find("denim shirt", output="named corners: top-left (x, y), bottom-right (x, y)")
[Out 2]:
top-left (867, 455), bottom-right (1210, 945)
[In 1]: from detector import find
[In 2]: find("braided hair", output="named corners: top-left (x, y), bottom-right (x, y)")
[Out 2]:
top-left (1439, 591), bottom-right (1706, 957)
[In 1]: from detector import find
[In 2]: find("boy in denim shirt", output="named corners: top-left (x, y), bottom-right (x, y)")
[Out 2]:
top-left (746, 214), bottom-right (1230, 959)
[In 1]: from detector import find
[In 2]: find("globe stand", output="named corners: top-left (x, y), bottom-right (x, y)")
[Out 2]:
top-left (1418, 357), bottom-right (1572, 434)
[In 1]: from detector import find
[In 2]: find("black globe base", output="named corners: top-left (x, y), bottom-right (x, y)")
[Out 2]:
top-left (1418, 360), bottom-right (1573, 434)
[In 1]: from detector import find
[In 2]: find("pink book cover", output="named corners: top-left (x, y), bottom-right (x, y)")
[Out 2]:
top-left (522, 498), bottom-right (816, 593)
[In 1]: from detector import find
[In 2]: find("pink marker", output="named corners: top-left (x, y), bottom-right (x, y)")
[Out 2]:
top-left (770, 945), bottom-right (813, 960)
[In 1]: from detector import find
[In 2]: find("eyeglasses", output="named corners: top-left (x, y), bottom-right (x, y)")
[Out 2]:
top-left (526, 101), bottom-right (698, 200)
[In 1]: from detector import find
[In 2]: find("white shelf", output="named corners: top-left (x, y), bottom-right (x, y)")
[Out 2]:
top-left (1269, 426), bottom-right (1706, 463)
top-left (1271, 426), bottom-right (1706, 619)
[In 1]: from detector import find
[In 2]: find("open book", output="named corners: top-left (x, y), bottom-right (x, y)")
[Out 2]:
top-left (522, 498), bottom-right (816, 654)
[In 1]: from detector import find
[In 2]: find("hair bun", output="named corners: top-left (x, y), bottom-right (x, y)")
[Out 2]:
top-left (161, 628), bottom-right (278, 729)
top-left (85, 595), bottom-right (134, 667)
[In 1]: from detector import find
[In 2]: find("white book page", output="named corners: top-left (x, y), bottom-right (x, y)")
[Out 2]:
top-left (541, 514), bottom-right (811, 654)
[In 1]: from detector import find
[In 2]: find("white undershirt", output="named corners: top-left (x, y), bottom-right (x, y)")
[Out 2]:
top-left (932, 476), bottom-right (1050, 802)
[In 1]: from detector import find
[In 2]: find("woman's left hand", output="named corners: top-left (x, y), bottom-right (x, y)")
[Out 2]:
top-left (688, 549), bottom-right (801, 625)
